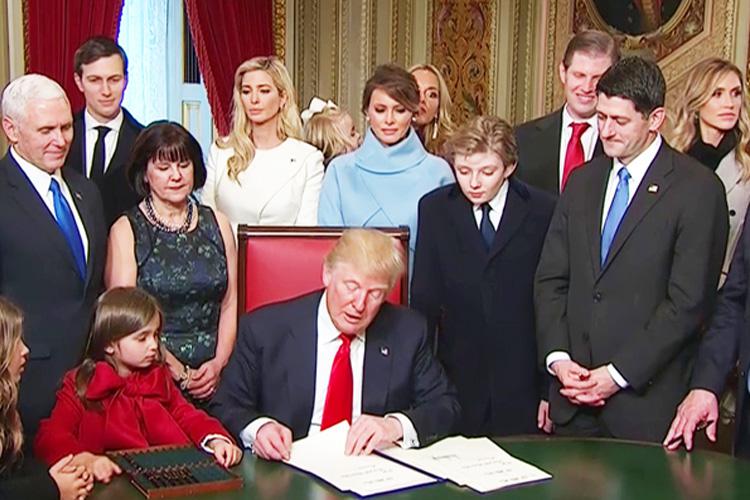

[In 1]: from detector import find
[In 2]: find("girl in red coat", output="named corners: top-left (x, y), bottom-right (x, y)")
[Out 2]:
top-left (34, 287), bottom-right (242, 484)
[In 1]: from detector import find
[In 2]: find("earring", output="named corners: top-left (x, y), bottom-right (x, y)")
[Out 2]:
top-left (431, 116), bottom-right (439, 140)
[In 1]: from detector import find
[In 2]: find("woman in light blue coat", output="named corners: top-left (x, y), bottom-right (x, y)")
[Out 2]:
top-left (318, 64), bottom-right (454, 269)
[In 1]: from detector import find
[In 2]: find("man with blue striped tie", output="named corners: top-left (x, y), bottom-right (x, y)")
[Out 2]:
top-left (534, 57), bottom-right (728, 442)
top-left (0, 74), bottom-right (106, 435)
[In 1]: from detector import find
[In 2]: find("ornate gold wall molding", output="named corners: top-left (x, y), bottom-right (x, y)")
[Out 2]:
top-left (0, 0), bottom-right (9, 152)
top-left (287, 0), bottom-right (532, 128)
top-left (273, 0), bottom-right (286, 61)
top-left (511, 0), bottom-right (543, 124)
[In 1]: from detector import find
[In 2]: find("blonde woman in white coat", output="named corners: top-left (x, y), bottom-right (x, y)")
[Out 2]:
top-left (670, 58), bottom-right (750, 287)
top-left (203, 56), bottom-right (324, 228)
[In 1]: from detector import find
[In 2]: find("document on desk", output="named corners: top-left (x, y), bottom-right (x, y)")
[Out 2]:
top-left (285, 421), bottom-right (438, 497)
top-left (380, 436), bottom-right (552, 493)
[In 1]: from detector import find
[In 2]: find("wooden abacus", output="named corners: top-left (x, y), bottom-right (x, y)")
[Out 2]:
top-left (109, 444), bottom-right (243, 499)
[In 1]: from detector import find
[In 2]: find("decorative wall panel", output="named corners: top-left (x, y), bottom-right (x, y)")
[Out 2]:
top-left (431, 0), bottom-right (496, 125)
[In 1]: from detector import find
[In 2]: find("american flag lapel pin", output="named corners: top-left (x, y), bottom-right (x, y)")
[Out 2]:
top-left (647, 184), bottom-right (659, 194)
top-left (380, 346), bottom-right (389, 356)
top-left (74, 191), bottom-right (82, 200)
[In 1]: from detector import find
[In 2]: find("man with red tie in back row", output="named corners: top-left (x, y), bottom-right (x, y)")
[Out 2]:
top-left (515, 30), bottom-right (619, 195)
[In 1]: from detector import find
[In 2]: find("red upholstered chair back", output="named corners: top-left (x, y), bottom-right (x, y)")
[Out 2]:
top-left (238, 226), bottom-right (409, 314)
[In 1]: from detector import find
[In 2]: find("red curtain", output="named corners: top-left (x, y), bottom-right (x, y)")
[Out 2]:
top-left (24, 0), bottom-right (124, 112)
top-left (185, 0), bottom-right (275, 137)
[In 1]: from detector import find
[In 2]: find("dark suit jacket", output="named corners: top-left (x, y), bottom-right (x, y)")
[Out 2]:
top-left (0, 153), bottom-right (106, 434)
top-left (411, 179), bottom-right (555, 436)
top-left (65, 107), bottom-right (143, 226)
top-left (534, 141), bottom-right (728, 442)
top-left (690, 207), bottom-right (750, 456)
top-left (514, 107), bottom-right (604, 195)
top-left (211, 291), bottom-right (460, 445)
top-left (0, 453), bottom-right (58, 500)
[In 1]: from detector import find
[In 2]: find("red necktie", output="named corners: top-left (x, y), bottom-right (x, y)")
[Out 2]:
top-left (561, 122), bottom-right (590, 191)
top-left (321, 333), bottom-right (355, 430)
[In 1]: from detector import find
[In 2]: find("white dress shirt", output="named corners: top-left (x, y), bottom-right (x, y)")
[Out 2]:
top-left (240, 292), bottom-right (419, 450)
top-left (10, 147), bottom-right (89, 258)
top-left (84, 108), bottom-right (123, 177)
top-left (558, 105), bottom-right (600, 190)
top-left (471, 180), bottom-right (508, 230)
top-left (546, 135), bottom-right (664, 389)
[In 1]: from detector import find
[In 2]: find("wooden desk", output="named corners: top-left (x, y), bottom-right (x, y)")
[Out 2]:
top-left (90, 437), bottom-right (750, 499)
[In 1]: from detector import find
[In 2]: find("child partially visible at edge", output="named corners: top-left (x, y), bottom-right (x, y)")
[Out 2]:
top-left (303, 97), bottom-right (362, 166)
top-left (34, 287), bottom-right (242, 484)
top-left (0, 296), bottom-right (92, 500)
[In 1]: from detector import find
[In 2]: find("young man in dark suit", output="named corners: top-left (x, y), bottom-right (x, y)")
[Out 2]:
top-left (411, 115), bottom-right (555, 436)
top-left (66, 37), bottom-right (143, 226)
top-left (515, 30), bottom-right (618, 195)
top-left (212, 229), bottom-right (459, 461)
top-left (0, 74), bottom-right (106, 434)
top-left (535, 57), bottom-right (728, 442)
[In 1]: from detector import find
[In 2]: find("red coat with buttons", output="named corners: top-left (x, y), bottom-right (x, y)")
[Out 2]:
top-left (34, 362), bottom-right (233, 465)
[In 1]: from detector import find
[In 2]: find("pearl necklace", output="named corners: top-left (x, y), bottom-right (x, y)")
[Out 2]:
top-left (144, 195), bottom-right (194, 234)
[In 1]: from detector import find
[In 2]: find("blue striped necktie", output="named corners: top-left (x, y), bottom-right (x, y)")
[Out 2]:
top-left (600, 167), bottom-right (631, 265)
top-left (49, 178), bottom-right (86, 279)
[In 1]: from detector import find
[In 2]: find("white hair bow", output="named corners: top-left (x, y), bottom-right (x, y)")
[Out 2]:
top-left (301, 97), bottom-right (337, 125)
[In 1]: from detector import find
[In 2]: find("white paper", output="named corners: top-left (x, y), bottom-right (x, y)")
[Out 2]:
top-left (286, 421), bottom-right (438, 496)
top-left (380, 435), bottom-right (551, 493)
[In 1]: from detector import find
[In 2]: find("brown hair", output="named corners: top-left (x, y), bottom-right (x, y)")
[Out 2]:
top-left (361, 64), bottom-right (420, 115)
top-left (75, 288), bottom-right (163, 408)
top-left (562, 30), bottom-right (620, 68)
top-left (442, 115), bottom-right (518, 168)
top-left (127, 121), bottom-right (207, 197)
top-left (0, 297), bottom-right (24, 472)
top-left (324, 229), bottom-right (405, 290)
top-left (669, 58), bottom-right (750, 181)
top-left (74, 36), bottom-right (128, 75)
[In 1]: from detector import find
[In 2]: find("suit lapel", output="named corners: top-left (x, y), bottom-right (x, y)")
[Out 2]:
top-left (487, 180), bottom-right (530, 261)
top-left (446, 186), bottom-right (487, 257)
top-left (107, 110), bottom-right (141, 174)
top-left (66, 112), bottom-right (86, 175)
top-left (2, 155), bottom-right (82, 276)
top-left (585, 159), bottom-right (611, 277)
top-left (286, 293), bottom-right (319, 433)
top-left (537, 109), bottom-right (563, 192)
top-left (362, 313), bottom-right (393, 414)
top-left (599, 145), bottom-right (675, 276)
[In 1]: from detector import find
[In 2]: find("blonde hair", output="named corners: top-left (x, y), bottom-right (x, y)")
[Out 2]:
top-left (443, 115), bottom-right (518, 168)
top-left (669, 58), bottom-right (750, 180)
top-left (0, 297), bottom-right (24, 471)
top-left (76, 288), bottom-right (163, 408)
top-left (303, 107), bottom-right (353, 165)
top-left (217, 56), bottom-right (303, 182)
top-left (324, 229), bottom-right (405, 290)
top-left (409, 64), bottom-right (456, 155)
